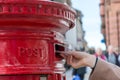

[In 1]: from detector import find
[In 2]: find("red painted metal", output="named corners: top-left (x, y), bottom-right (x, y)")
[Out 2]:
top-left (0, 0), bottom-right (75, 80)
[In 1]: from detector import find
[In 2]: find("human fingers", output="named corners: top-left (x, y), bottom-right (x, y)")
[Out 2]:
top-left (57, 51), bottom-right (87, 61)
top-left (69, 55), bottom-right (80, 68)
top-left (66, 54), bottom-right (72, 65)
top-left (67, 51), bottom-right (84, 60)
top-left (60, 53), bottom-right (67, 59)
top-left (69, 55), bottom-right (84, 69)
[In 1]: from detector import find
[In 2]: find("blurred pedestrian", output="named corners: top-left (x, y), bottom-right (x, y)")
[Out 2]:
top-left (94, 48), bottom-right (106, 60)
top-left (72, 67), bottom-right (86, 80)
top-left (105, 45), bottom-right (117, 65)
top-left (88, 47), bottom-right (95, 54)
top-left (73, 74), bottom-right (81, 80)
top-left (118, 53), bottom-right (120, 66)
top-left (72, 48), bottom-right (86, 80)
top-left (114, 47), bottom-right (120, 66)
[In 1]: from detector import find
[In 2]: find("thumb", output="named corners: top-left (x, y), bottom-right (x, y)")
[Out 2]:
top-left (60, 53), bottom-right (67, 59)
top-left (69, 51), bottom-right (84, 59)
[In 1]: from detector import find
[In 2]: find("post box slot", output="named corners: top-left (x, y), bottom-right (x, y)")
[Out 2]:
top-left (55, 44), bottom-right (65, 59)
top-left (55, 44), bottom-right (65, 52)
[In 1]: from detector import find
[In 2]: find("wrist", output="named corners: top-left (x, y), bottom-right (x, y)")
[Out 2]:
top-left (87, 55), bottom-right (97, 68)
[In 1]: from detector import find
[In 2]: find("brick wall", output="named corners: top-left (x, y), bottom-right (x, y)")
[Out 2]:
top-left (101, 0), bottom-right (120, 49)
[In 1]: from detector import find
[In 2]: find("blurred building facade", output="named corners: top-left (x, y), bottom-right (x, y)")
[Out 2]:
top-left (65, 10), bottom-right (88, 51)
top-left (100, 0), bottom-right (120, 50)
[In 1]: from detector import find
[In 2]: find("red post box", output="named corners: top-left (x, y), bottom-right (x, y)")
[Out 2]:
top-left (0, 0), bottom-right (75, 80)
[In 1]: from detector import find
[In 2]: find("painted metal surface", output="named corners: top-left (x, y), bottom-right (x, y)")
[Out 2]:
top-left (0, 0), bottom-right (75, 80)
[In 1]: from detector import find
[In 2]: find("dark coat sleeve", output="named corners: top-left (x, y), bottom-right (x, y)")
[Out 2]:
top-left (90, 58), bottom-right (120, 80)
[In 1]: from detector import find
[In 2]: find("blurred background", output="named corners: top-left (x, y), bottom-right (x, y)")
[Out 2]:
top-left (51, 0), bottom-right (120, 80)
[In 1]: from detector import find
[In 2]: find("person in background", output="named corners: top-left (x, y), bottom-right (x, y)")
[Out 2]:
top-left (114, 47), bottom-right (120, 66)
top-left (94, 48), bottom-right (106, 60)
top-left (72, 67), bottom-right (85, 80)
top-left (60, 51), bottom-right (120, 80)
top-left (88, 47), bottom-right (95, 54)
top-left (105, 45), bottom-right (117, 65)
top-left (72, 48), bottom-right (86, 80)
top-left (118, 53), bottom-right (120, 67)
